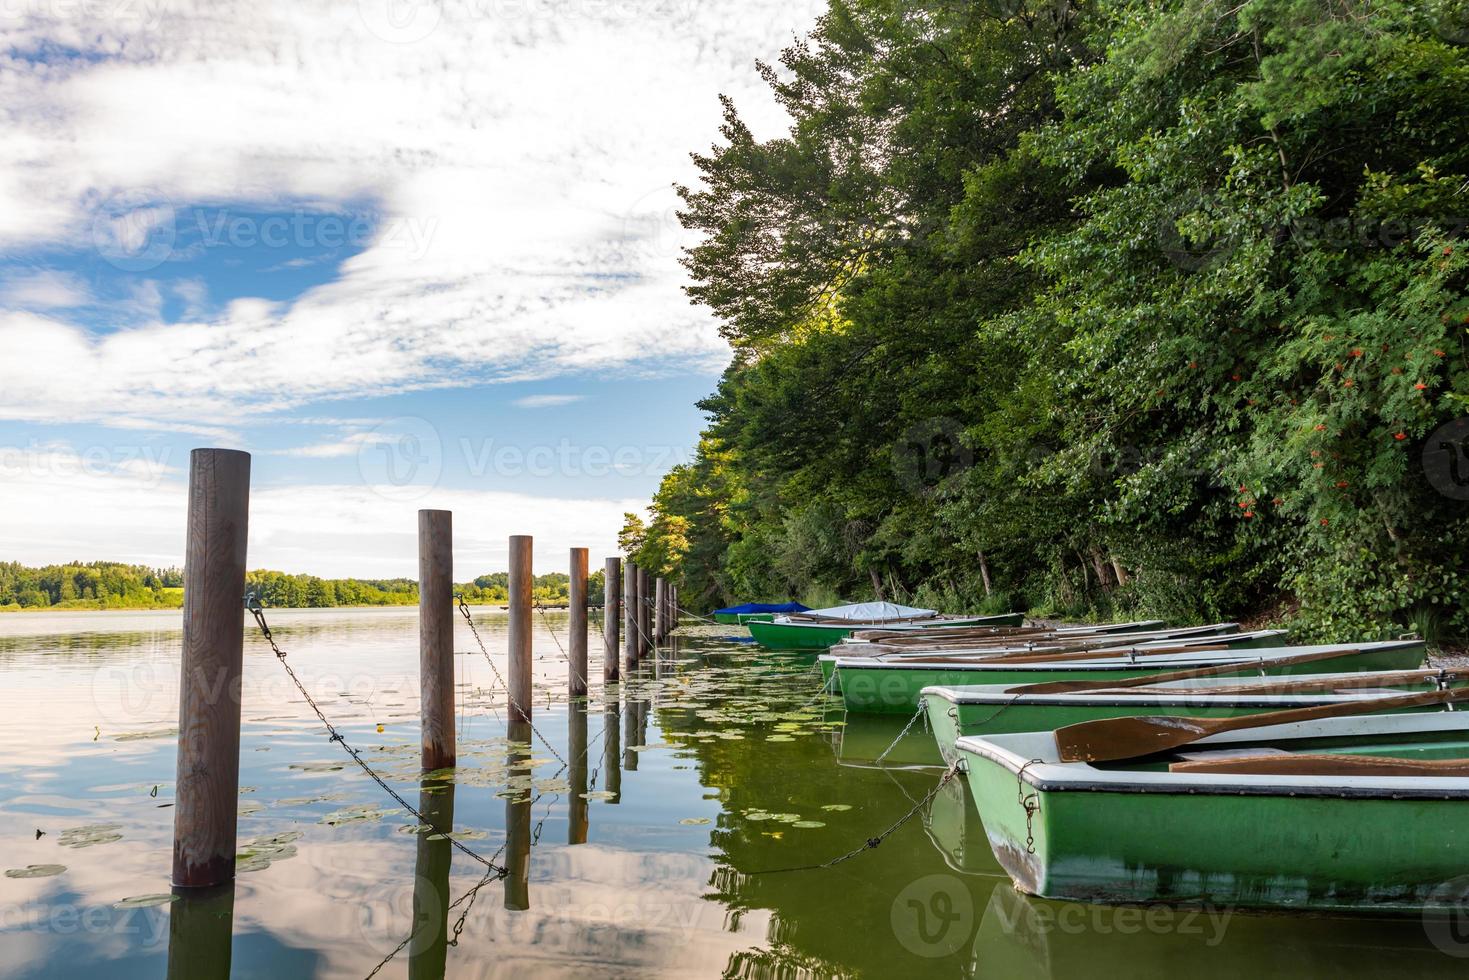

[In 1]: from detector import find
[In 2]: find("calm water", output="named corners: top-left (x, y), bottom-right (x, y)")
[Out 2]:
top-left (0, 608), bottom-right (1464, 978)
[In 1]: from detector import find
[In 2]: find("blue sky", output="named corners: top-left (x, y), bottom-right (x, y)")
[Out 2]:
top-left (0, 0), bottom-right (822, 575)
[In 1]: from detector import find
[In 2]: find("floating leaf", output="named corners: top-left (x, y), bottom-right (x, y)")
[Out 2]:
top-left (5, 864), bottom-right (65, 879)
top-left (792, 820), bottom-right (826, 829)
top-left (113, 729), bottom-right (177, 742)
top-left (679, 817), bottom-right (711, 825)
top-left (821, 804), bottom-right (852, 812)
top-left (237, 832), bottom-right (302, 872)
top-left (113, 894), bottom-right (178, 909)
top-left (58, 824), bottom-right (123, 849)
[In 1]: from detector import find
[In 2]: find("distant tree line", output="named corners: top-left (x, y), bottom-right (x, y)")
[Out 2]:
top-left (1, 561), bottom-right (605, 611)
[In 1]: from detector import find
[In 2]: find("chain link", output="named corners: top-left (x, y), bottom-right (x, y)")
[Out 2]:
top-left (1016, 758), bottom-right (1044, 855)
top-left (873, 699), bottom-right (928, 765)
top-left (532, 601), bottom-right (589, 692)
top-left (746, 761), bottom-right (962, 875)
top-left (455, 595), bottom-right (568, 767)
top-left (245, 594), bottom-right (508, 879)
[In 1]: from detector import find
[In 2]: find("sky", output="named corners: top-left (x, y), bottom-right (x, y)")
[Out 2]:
top-left (0, 0), bottom-right (824, 577)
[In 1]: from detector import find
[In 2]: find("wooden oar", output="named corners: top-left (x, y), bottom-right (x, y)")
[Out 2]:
top-left (1170, 753), bottom-right (1469, 777)
top-left (1056, 686), bottom-right (1469, 763)
top-left (1012, 647), bottom-right (1382, 694)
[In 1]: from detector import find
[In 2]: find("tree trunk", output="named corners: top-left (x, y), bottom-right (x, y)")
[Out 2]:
top-left (1089, 548), bottom-right (1113, 590)
top-left (868, 567), bottom-right (885, 602)
top-left (1110, 557), bottom-right (1130, 586)
top-left (977, 549), bottom-right (994, 597)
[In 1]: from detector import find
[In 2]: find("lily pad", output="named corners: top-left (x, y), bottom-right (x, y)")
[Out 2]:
top-left (792, 820), bottom-right (826, 829)
top-left (113, 894), bottom-right (178, 909)
top-left (237, 832), bottom-right (302, 872)
top-left (821, 804), bottom-right (852, 812)
top-left (679, 817), bottom-right (712, 826)
top-left (58, 824), bottom-right (123, 849)
top-left (5, 864), bottom-right (66, 879)
top-left (113, 728), bottom-right (178, 742)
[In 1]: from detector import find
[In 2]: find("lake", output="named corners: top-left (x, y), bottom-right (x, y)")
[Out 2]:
top-left (1, 608), bottom-right (1464, 978)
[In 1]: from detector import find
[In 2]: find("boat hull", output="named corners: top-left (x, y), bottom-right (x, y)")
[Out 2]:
top-left (748, 613), bottom-right (1024, 650)
top-left (836, 643), bottom-right (1426, 714)
top-left (923, 668), bottom-right (1445, 764)
top-left (959, 719), bottom-right (1469, 913)
top-left (712, 612), bottom-right (775, 624)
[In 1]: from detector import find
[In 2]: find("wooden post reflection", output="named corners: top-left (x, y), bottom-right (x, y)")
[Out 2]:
top-left (569, 700), bottom-right (589, 845)
top-left (408, 781), bottom-right (455, 980)
top-left (623, 691), bottom-right (640, 772)
top-left (504, 719), bottom-right (532, 911)
top-left (603, 696), bottom-right (621, 804)
top-left (166, 882), bottom-right (234, 980)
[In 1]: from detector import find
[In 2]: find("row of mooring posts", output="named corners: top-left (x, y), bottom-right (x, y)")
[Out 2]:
top-left (172, 447), bottom-right (682, 891)
top-left (168, 693), bottom-right (658, 978)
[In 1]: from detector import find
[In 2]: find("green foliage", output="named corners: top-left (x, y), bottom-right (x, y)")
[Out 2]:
top-left (0, 561), bottom-right (183, 611)
top-left (639, 0), bottom-right (1468, 642)
top-left (0, 562), bottom-right (603, 611)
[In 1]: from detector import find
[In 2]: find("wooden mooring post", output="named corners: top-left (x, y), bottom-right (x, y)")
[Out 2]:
top-left (569, 547), bottom-right (589, 697)
top-left (172, 448), bottom-right (251, 888)
top-left (418, 510), bottom-right (455, 771)
top-left (603, 557), bottom-right (621, 683)
top-left (624, 560), bottom-right (640, 667)
top-left (507, 535), bottom-right (533, 722)
top-left (654, 577), bottom-right (668, 644)
top-left (635, 566), bottom-right (650, 661)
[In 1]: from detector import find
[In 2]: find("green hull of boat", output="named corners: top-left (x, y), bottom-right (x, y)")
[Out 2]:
top-left (924, 672), bottom-right (1438, 764)
top-left (836, 643), bottom-right (1426, 714)
top-left (712, 612), bottom-right (776, 625)
top-left (748, 612), bottom-right (1024, 650)
top-left (958, 716), bottom-right (1469, 912)
top-left (818, 627), bottom-right (1284, 688)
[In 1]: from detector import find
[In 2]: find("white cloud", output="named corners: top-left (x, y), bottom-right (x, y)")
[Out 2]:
top-left (512, 394), bottom-right (586, 409)
top-left (0, 442), bottom-right (640, 576)
top-left (0, 270), bottom-right (92, 310)
top-left (0, 0), bottom-right (825, 430)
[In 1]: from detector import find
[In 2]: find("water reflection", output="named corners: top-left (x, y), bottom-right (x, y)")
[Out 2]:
top-left (568, 701), bottom-right (589, 845)
top-left (971, 883), bottom-right (1469, 979)
top-left (165, 883), bottom-right (234, 980)
top-left (603, 696), bottom-right (621, 804)
top-left (505, 719), bottom-right (533, 912)
top-left (409, 782), bottom-right (454, 980)
top-left (5, 611), bottom-right (1468, 978)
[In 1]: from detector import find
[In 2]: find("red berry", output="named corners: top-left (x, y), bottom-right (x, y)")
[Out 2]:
top-left (1394, 432), bottom-right (1407, 441)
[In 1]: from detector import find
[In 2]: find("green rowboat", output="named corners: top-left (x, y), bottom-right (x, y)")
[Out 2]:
top-left (830, 640), bottom-right (1424, 714)
top-left (749, 611), bottom-right (1024, 650)
top-left (712, 612), bottom-right (776, 624)
top-left (923, 655), bottom-right (1447, 763)
top-left (819, 628), bottom-right (1291, 691)
top-left (956, 710), bottom-right (1469, 912)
